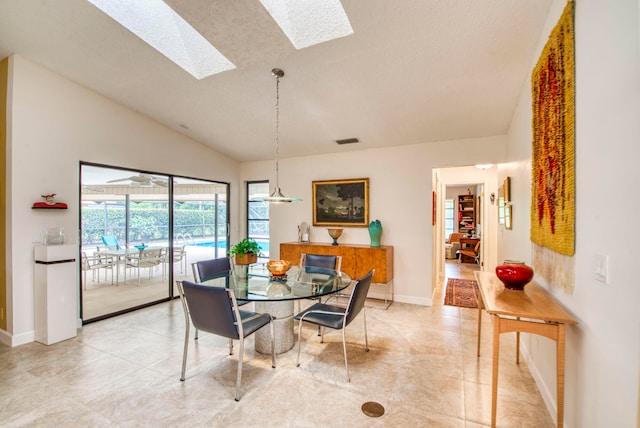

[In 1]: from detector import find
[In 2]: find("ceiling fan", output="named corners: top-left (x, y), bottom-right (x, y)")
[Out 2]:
top-left (107, 173), bottom-right (168, 187)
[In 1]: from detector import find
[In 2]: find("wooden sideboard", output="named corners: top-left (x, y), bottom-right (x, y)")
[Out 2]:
top-left (280, 242), bottom-right (394, 307)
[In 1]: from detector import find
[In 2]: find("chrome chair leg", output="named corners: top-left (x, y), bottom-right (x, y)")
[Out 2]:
top-left (342, 327), bottom-right (349, 382)
top-left (180, 319), bottom-right (189, 381)
top-left (229, 338), bottom-right (233, 355)
top-left (270, 318), bottom-right (276, 368)
top-left (235, 337), bottom-right (244, 401)
top-left (363, 307), bottom-right (369, 352)
top-left (296, 318), bottom-right (304, 367)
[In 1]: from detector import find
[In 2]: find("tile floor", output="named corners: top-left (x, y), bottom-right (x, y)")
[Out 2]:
top-left (0, 261), bottom-right (554, 427)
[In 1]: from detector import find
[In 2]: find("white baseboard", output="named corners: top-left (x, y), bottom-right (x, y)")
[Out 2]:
top-left (519, 339), bottom-right (560, 427)
top-left (0, 328), bottom-right (35, 347)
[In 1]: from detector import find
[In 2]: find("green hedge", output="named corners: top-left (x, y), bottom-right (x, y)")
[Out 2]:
top-left (82, 204), bottom-right (226, 246)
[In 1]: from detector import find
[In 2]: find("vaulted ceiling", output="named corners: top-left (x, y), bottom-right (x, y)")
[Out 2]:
top-left (0, 0), bottom-right (552, 162)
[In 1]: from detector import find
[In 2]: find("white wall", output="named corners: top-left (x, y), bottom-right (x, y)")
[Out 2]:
top-left (4, 55), bottom-right (241, 346)
top-left (242, 136), bottom-right (507, 306)
top-left (505, 1), bottom-right (640, 426)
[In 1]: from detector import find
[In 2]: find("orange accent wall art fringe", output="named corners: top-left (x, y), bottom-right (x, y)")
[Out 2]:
top-left (530, 1), bottom-right (575, 256)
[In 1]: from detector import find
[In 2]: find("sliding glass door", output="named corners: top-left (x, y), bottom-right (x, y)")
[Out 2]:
top-left (80, 163), bottom-right (228, 322)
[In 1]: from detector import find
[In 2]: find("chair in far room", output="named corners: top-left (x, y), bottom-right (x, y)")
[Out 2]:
top-left (445, 232), bottom-right (463, 259)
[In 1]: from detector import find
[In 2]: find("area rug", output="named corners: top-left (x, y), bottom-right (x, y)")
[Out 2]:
top-left (444, 278), bottom-right (483, 309)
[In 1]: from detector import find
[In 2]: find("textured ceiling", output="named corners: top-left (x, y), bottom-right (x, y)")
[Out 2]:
top-left (0, 0), bottom-right (553, 162)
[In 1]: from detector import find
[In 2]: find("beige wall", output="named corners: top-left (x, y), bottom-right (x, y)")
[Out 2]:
top-left (503, 0), bottom-right (640, 426)
top-left (242, 136), bottom-right (507, 306)
top-left (3, 55), bottom-right (242, 346)
top-left (0, 57), bottom-right (7, 332)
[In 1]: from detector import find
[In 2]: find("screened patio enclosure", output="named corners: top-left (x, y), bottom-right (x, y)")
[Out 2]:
top-left (80, 163), bottom-right (229, 321)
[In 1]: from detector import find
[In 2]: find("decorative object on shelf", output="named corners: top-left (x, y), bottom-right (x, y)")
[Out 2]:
top-left (32, 194), bottom-right (68, 209)
top-left (312, 178), bottom-right (369, 227)
top-left (495, 260), bottom-right (534, 290)
top-left (261, 68), bottom-right (302, 203)
top-left (531, 1), bottom-right (575, 257)
top-left (266, 260), bottom-right (291, 278)
top-left (368, 219), bottom-right (382, 247)
top-left (229, 238), bottom-right (262, 265)
top-left (327, 228), bottom-right (344, 246)
top-left (298, 221), bottom-right (310, 242)
top-left (43, 227), bottom-right (65, 245)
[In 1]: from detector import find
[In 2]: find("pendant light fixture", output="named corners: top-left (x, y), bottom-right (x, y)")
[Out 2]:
top-left (262, 68), bottom-right (302, 203)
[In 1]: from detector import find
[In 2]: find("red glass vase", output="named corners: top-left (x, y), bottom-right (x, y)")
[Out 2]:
top-left (495, 260), bottom-right (534, 290)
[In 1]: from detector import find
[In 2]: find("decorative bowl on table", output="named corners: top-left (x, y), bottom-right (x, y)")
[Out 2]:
top-left (495, 260), bottom-right (534, 290)
top-left (266, 260), bottom-right (291, 278)
top-left (134, 244), bottom-right (147, 251)
top-left (327, 228), bottom-right (344, 246)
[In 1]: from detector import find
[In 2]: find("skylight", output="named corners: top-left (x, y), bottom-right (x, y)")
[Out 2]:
top-left (88, 0), bottom-right (235, 80)
top-left (259, 0), bottom-right (354, 49)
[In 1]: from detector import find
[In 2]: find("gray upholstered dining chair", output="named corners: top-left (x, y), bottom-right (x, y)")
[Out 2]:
top-left (192, 257), bottom-right (233, 283)
top-left (294, 269), bottom-right (374, 382)
top-left (177, 280), bottom-right (276, 401)
top-left (297, 253), bottom-right (343, 312)
top-left (300, 253), bottom-right (342, 274)
top-left (191, 257), bottom-right (250, 348)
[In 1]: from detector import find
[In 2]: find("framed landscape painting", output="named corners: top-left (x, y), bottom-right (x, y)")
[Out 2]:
top-left (312, 178), bottom-right (369, 227)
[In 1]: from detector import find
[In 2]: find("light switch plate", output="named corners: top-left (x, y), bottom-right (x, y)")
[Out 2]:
top-left (594, 254), bottom-right (609, 284)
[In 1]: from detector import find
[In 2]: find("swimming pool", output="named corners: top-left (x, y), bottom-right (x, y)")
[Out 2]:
top-left (191, 239), bottom-right (270, 252)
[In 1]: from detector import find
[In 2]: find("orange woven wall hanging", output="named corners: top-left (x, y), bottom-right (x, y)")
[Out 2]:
top-left (530, 1), bottom-right (575, 256)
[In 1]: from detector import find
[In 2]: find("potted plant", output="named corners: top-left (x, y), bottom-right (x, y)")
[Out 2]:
top-left (229, 238), bottom-right (262, 265)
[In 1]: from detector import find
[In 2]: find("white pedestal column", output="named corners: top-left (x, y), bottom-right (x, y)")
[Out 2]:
top-left (34, 245), bottom-right (78, 345)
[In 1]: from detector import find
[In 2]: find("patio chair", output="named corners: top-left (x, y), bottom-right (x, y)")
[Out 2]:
top-left (163, 246), bottom-right (187, 279)
top-left (295, 269), bottom-right (374, 382)
top-left (126, 247), bottom-right (164, 285)
top-left (177, 280), bottom-right (275, 401)
top-left (81, 251), bottom-right (114, 289)
top-left (101, 235), bottom-right (123, 250)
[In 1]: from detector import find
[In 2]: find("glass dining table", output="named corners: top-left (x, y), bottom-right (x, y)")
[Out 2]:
top-left (199, 264), bottom-right (352, 354)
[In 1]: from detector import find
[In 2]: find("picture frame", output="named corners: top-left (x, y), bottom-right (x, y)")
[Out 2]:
top-left (498, 185), bottom-right (505, 225)
top-left (504, 176), bottom-right (511, 203)
top-left (312, 178), bottom-right (369, 227)
top-left (505, 204), bottom-right (513, 230)
top-left (432, 191), bottom-right (436, 226)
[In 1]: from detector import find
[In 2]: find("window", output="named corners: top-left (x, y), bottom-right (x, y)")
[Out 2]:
top-left (247, 181), bottom-right (270, 259)
top-left (444, 199), bottom-right (454, 239)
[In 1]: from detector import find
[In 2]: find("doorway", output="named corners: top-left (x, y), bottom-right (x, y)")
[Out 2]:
top-left (433, 165), bottom-right (498, 290)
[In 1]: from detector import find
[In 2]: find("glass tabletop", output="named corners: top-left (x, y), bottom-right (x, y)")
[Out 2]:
top-left (200, 265), bottom-right (352, 302)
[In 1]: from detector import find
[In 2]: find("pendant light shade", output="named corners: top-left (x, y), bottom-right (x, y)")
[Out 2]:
top-left (262, 68), bottom-right (302, 203)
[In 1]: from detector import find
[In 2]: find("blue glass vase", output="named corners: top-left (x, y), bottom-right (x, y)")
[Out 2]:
top-left (368, 220), bottom-right (382, 247)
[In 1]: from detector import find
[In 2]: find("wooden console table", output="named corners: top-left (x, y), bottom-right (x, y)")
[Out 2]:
top-left (474, 271), bottom-right (576, 428)
top-left (280, 242), bottom-right (394, 308)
